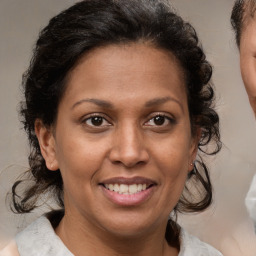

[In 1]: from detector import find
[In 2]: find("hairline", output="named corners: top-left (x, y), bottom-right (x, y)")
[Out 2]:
top-left (241, 0), bottom-right (256, 34)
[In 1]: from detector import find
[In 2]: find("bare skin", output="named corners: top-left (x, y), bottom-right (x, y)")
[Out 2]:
top-left (0, 241), bottom-right (19, 256)
top-left (240, 15), bottom-right (256, 117)
top-left (35, 43), bottom-right (199, 256)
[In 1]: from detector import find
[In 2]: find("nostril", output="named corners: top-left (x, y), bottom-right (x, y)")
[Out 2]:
top-left (112, 160), bottom-right (122, 165)
top-left (136, 160), bottom-right (147, 166)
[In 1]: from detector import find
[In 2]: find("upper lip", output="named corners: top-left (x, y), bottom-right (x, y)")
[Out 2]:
top-left (99, 176), bottom-right (157, 186)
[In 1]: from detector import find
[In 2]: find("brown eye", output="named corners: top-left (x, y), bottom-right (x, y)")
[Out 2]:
top-left (145, 114), bottom-right (175, 127)
top-left (84, 115), bottom-right (111, 127)
top-left (91, 116), bottom-right (103, 126)
top-left (153, 116), bottom-right (165, 126)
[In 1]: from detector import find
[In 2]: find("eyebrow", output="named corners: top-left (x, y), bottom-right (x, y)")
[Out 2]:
top-left (71, 96), bottom-right (183, 111)
top-left (144, 96), bottom-right (183, 112)
top-left (71, 98), bottom-right (113, 109)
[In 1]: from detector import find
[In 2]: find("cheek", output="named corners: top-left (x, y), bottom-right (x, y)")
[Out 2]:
top-left (154, 150), bottom-right (189, 213)
top-left (56, 138), bottom-right (106, 209)
top-left (152, 134), bottom-right (191, 174)
top-left (151, 134), bottom-right (191, 195)
top-left (55, 135), bottom-right (107, 184)
top-left (241, 57), bottom-right (256, 90)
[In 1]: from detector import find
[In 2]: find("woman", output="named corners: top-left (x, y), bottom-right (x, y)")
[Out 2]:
top-left (8, 0), bottom-right (222, 255)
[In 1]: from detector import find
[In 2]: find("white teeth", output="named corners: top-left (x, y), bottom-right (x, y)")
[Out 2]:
top-left (120, 184), bottom-right (128, 193)
top-left (113, 184), bottom-right (119, 192)
top-left (105, 183), bottom-right (148, 194)
top-left (129, 184), bottom-right (137, 194)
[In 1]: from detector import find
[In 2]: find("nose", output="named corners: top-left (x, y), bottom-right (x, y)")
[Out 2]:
top-left (109, 123), bottom-right (149, 168)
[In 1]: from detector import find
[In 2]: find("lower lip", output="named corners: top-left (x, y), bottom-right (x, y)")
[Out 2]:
top-left (101, 186), bottom-right (155, 206)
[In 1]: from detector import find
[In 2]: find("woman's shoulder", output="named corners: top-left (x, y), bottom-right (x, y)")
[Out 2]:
top-left (14, 212), bottom-right (73, 256)
top-left (179, 228), bottom-right (223, 256)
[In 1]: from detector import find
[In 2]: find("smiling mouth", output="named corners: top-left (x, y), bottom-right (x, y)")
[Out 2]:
top-left (99, 177), bottom-right (156, 205)
top-left (99, 177), bottom-right (156, 195)
top-left (103, 183), bottom-right (153, 195)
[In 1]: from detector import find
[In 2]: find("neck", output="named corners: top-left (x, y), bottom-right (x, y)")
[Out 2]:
top-left (54, 212), bottom-right (179, 256)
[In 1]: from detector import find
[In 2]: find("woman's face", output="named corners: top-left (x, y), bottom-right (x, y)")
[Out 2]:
top-left (40, 43), bottom-right (198, 237)
top-left (240, 16), bottom-right (256, 116)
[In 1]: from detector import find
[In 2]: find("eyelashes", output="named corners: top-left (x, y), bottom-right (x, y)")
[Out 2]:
top-left (84, 115), bottom-right (111, 127)
top-left (81, 112), bottom-right (176, 130)
top-left (144, 114), bottom-right (175, 127)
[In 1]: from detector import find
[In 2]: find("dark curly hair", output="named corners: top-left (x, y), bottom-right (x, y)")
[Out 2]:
top-left (12, 0), bottom-right (221, 235)
top-left (231, 0), bottom-right (256, 47)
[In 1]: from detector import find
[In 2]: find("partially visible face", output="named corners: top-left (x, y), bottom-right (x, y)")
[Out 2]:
top-left (46, 44), bottom-right (198, 237)
top-left (239, 15), bottom-right (256, 114)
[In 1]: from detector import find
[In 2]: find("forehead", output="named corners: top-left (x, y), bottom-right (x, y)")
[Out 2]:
top-left (63, 43), bottom-right (187, 102)
top-left (241, 8), bottom-right (256, 37)
top-left (72, 43), bottom-right (183, 76)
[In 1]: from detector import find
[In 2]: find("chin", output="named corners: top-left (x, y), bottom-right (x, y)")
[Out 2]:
top-left (98, 213), bottom-right (161, 238)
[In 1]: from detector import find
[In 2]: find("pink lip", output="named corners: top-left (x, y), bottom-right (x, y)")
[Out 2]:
top-left (99, 176), bottom-right (157, 206)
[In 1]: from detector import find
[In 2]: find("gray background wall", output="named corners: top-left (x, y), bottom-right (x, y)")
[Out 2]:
top-left (1, 1), bottom-right (256, 255)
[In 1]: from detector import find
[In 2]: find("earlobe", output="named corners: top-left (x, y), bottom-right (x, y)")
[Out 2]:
top-left (188, 127), bottom-right (201, 171)
top-left (34, 119), bottom-right (59, 171)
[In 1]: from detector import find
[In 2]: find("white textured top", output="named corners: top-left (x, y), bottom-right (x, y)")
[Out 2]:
top-left (245, 174), bottom-right (256, 227)
top-left (15, 215), bottom-right (223, 256)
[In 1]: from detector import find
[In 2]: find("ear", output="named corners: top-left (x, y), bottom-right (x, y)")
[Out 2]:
top-left (34, 119), bottom-right (59, 171)
top-left (188, 127), bottom-right (201, 172)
